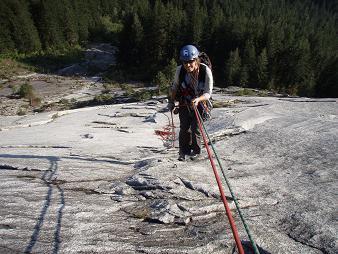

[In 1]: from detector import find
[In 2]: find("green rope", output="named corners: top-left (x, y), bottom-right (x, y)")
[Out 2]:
top-left (196, 109), bottom-right (261, 254)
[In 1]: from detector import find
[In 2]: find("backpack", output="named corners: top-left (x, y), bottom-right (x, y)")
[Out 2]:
top-left (198, 52), bottom-right (212, 70)
top-left (176, 52), bottom-right (213, 121)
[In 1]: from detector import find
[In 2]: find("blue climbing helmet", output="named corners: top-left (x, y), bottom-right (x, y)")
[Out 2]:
top-left (179, 45), bottom-right (199, 61)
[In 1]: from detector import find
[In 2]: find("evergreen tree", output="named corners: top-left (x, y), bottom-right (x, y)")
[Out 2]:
top-left (294, 37), bottom-right (315, 96)
top-left (72, 1), bottom-right (88, 44)
top-left (1, 0), bottom-right (41, 53)
top-left (257, 48), bottom-right (268, 89)
top-left (153, 71), bottom-right (168, 95)
top-left (163, 58), bottom-right (177, 81)
top-left (142, 0), bottom-right (168, 77)
top-left (0, 1), bottom-right (15, 53)
top-left (35, 0), bottom-right (65, 49)
top-left (185, 0), bottom-right (207, 46)
top-left (225, 48), bottom-right (242, 86)
top-left (0, 0), bottom-right (336, 97)
top-left (242, 39), bottom-right (257, 87)
top-left (165, 3), bottom-right (185, 61)
top-left (59, 0), bottom-right (78, 46)
top-left (316, 57), bottom-right (338, 98)
top-left (239, 65), bottom-right (249, 87)
top-left (265, 20), bottom-right (284, 85)
top-left (118, 13), bottom-right (144, 67)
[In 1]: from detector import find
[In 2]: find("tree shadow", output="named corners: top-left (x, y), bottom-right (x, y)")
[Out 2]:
top-left (0, 154), bottom-right (65, 254)
top-left (18, 49), bottom-right (85, 75)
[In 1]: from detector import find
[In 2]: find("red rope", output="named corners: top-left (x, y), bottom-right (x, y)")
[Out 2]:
top-left (170, 111), bottom-right (175, 148)
top-left (193, 105), bottom-right (245, 254)
top-left (154, 112), bottom-right (176, 148)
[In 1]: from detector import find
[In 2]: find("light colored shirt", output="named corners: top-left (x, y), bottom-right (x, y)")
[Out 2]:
top-left (171, 63), bottom-right (213, 100)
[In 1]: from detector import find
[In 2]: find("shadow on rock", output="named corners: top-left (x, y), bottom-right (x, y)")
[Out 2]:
top-left (242, 241), bottom-right (271, 254)
top-left (0, 154), bottom-right (64, 254)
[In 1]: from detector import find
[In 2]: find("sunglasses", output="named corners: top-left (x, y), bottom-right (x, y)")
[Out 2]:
top-left (183, 59), bottom-right (196, 65)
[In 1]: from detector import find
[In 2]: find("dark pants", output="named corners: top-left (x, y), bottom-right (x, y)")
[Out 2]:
top-left (178, 106), bottom-right (201, 155)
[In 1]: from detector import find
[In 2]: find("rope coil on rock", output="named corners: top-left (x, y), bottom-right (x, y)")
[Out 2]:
top-left (155, 111), bottom-right (176, 148)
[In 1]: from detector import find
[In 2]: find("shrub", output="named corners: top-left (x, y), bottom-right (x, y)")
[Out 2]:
top-left (134, 90), bottom-right (153, 101)
top-left (120, 84), bottom-right (134, 96)
top-left (52, 113), bottom-right (59, 119)
top-left (102, 82), bottom-right (119, 93)
top-left (18, 83), bottom-right (34, 99)
top-left (93, 94), bottom-right (114, 103)
top-left (17, 107), bottom-right (27, 115)
top-left (153, 71), bottom-right (169, 95)
top-left (213, 99), bottom-right (242, 108)
top-left (234, 88), bottom-right (256, 96)
top-left (30, 97), bottom-right (41, 107)
top-left (59, 98), bottom-right (70, 104)
top-left (16, 83), bottom-right (42, 106)
top-left (9, 84), bottom-right (17, 94)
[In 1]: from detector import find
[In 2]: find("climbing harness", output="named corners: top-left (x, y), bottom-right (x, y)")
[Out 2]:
top-left (193, 104), bottom-right (261, 254)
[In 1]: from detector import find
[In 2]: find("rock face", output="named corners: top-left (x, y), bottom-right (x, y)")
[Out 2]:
top-left (0, 94), bottom-right (337, 254)
top-left (0, 43), bottom-right (117, 116)
top-left (58, 43), bottom-right (117, 76)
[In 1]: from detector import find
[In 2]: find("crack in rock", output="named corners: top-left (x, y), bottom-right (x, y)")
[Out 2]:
top-left (81, 133), bottom-right (94, 139)
top-left (91, 121), bottom-right (129, 130)
top-left (126, 199), bottom-right (191, 225)
top-left (0, 164), bottom-right (42, 172)
top-left (280, 212), bottom-right (336, 254)
top-left (92, 121), bottom-right (117, 125)
top-left (133, 159), bottom-right (162, 170)
top-left (179, 177), bottom-right (225, 199)
top-left (97, 181), bottom-right (136, 195)
top-left (117, 129), bottom-right (133, 133)
top-left (68, 187), bottom-right (101, 195)
top-left (0, 224), bottom-right (14, 230)
top-left (126, 175), bottom-right (168, 191)
top-left (286, 233), bottom-right (328, 254)
top-left (208, 127), bottom-right (246, 142)
top-left (0, 145), bottom-right (71, 149)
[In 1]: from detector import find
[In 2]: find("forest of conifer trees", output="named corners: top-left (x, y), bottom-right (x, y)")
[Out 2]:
top-left (0, 0), bottom-right (337, 97)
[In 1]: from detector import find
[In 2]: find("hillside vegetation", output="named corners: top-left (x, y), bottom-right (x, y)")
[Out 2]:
top-left (1, 0), bottom-right (337, 97)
